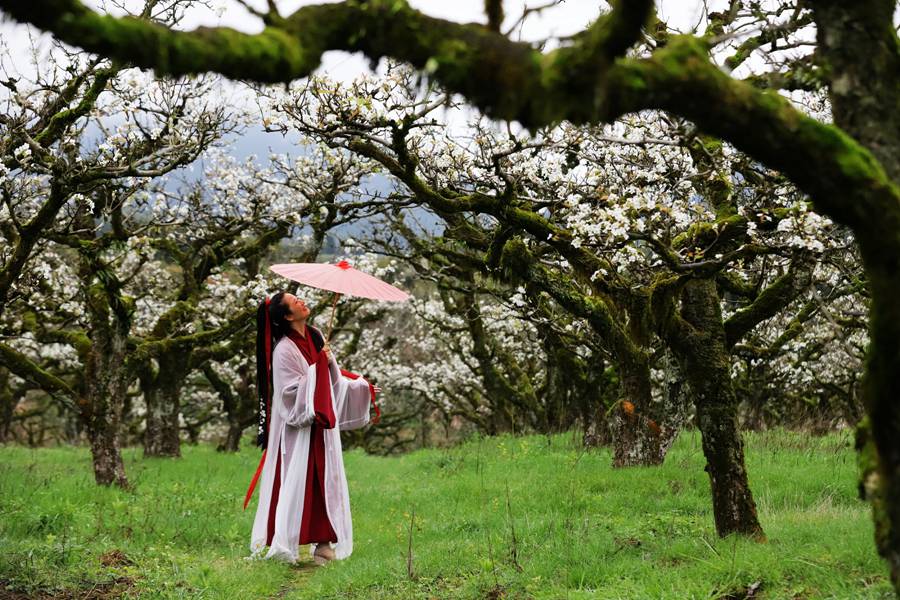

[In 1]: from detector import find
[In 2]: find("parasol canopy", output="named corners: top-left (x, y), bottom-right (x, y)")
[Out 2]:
top-left (270, 260), bottom-right (410, 302)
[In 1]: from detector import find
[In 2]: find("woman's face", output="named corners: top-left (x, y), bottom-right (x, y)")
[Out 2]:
top-left (281, 293), bottom-right (310, 322)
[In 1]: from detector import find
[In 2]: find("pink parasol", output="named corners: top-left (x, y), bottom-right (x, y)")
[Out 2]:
top-left (270, 260), bottom-right (410, 339)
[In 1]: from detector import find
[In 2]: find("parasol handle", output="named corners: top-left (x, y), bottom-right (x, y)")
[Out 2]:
top-left (326, 292), bottom-right (341, 342)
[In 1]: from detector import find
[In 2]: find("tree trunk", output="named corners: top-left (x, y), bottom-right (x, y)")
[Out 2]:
top-left (610, 354), bottom-right (663, 467)
top-left (694, 381), bottom-right (763, 538)
top-left (82, 332), bottom-right (130, 488)
top-left (658, 354), bottom-right (690, 458)
top-left (813, 2), bottom-right (900, 588)
top-left (543, 333), bottom-right (608, 436)
top-left (218, 422), bottom-right (244, 452)
top-left (582, 405), bottom-right (612, 448)
top-left (860, 273), bottom-right (900, 586)
top-left (542, 341), bottom-right (575, 433)
top-left (142, 376), bottom-right (165, 456)
top-left (144, 354), bottom-right (186, 457)
top-left (86, 417), bottom-right (128, 487)
top-left (577, 354), bottom-right (615, 449)
top-left (0, 368), bottom-right (15, 443)
top-left (673, 279), bottom-right (763, 538)
top-left (456, 290), bottom-right (528, 434)
top-left (158, 373), bottom-right (183, 456)
top-left (813, 1), bottom-right (900, 183)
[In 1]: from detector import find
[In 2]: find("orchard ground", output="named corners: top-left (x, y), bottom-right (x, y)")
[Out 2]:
top-left (0, 430), bottom-right (889, 599)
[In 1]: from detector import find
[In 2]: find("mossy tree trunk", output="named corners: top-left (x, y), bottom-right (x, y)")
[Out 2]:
top-left (82, 321), bottom-right (130, 488)
top-left (813, 1), bottom-right (900, 184)
top-left (143, 353), bottom-right (189, 457)
top-left (219, 422), bottom-right (244, 453)
top-left (541, 334), bottom-right (579, 433)
top-left (139, 366), bottom-right (162, 456)
top-left (609, 353), bottom-right (661, 467)
top-left (139, 305), bottom-right (192, 458)
top-left (606, 349), bottom-right (689, 466)
top-left (862, 274), bottom-right (900, 584)
top-left (668, 278), bottom-right (763, 538)
top-left (454, 290), bottom-right (519, 433)
top-left (813, 1), bottom-right (900, 586)
top-left (0, 368), bottom-right (16, 443)
top-left (74, 212), bottom-right (134, 488)
top-left (218, 378), bottom-right (254, 453)
top-left (658, 353), bottom-right (690, 458)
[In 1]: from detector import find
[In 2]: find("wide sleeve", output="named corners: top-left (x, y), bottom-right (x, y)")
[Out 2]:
top-left (323, 347), bottom-right (372, 431)
top-left (334, 363), bottom-right (372, 431)
top-left (274, 343), bottom-right (315, 429)
top-left (339, 377), bottom-right (372, 430)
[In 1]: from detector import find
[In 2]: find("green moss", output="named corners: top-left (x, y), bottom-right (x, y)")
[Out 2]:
top-left (672, 221), bottom-right (713, 249)
top-left (34, 69), bottom-right (113, 146)
top-left (498, 237), bottom-right (531, 282)
top-left (0, 342), bottom-right (75, 398)
top-left (725, 48), bottom-right (750, 71)
top-left (54, 7), bottom-right (317, 84)
top-left (21, 311), bottom-right (37, 330)
top-left (833, 141), bottom-right (886, 184)
top-left (118, 295), bottom-right (136, 318)
top-left (700, 136), bottom-right (723, 155)
top-left (151, 300), bottom-right (195, 338)
top-left (652, 35), bottom-right (711, 80)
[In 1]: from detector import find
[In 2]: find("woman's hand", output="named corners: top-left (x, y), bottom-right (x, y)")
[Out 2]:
top-left (322, 343), bottom-right (331, 358)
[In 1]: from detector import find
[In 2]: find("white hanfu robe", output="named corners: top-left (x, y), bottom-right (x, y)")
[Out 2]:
top-left (250, 331), bottom-right (373, 562)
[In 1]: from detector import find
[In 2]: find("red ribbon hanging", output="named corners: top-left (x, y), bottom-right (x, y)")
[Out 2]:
top-left (243, 449), bottom-right (267, 510)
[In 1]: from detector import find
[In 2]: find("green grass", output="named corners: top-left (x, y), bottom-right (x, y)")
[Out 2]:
top-left (0, 430), bottom-right (891, 599)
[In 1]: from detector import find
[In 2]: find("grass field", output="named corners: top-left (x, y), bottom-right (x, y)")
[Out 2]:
top-left (0, 429), bottom-right (891, 599)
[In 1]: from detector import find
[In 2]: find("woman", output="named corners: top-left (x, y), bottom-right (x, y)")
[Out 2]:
top-left (249, 292), bottom-right (378, 564)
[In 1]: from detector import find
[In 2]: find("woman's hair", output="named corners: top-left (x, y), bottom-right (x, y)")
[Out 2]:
top-left (255, 291), bottom-right (290, 448)
top-left (267, 291), bottom-right (291, 342)
top-left (254, 292), bottom-right (325, 448)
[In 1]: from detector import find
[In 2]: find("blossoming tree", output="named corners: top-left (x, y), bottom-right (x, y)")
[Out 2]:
top-left (268, 65), bottom-right (860, 540)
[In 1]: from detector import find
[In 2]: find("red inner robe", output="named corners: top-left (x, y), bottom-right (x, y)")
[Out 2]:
top-left (265, 328), bottom-right (337, 546)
